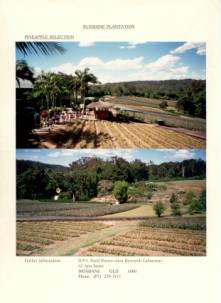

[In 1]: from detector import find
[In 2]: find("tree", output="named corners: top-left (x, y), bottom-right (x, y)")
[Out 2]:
top-left (75, 68), bottom-right (98, 113)
top-left (199, 189), bottom-right (206, 211)
top-left (16, 60), bottom-right (34, 87)
top-left (130, 159), bottom-right (149, 182)
top-left (170, 193), bottom-right (177, 204)
top-left (183, 191), bottom-right (196, 205)
top-left (153, 202), bottom-right (165, 217)
top-left (159, 100), bottom-right (168, 110)
top-left (16, 42), bottom-right (65, 56)
top-left (113, 181), bottom-right (128, 203)
top-left (189, 197), bottom-right (203, 214)
top-left (170, 202), bottom-right (181, 216)
top-left (189, 189), bottom-right (206, 214)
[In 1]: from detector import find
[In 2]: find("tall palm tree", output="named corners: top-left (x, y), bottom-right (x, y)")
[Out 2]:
top-left (74, 68), bottom-right (98, 113)
top-left (32, 73), bottom-right (51, 109)
top-left (16, 42), bottom-right (66, 56)
top-left (16, 60), bottom-right (34, 87)
top-left (72, 75), bottom-right (81, 106)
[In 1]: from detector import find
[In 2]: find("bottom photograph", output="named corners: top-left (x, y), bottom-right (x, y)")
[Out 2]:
top-left (16, 149), bottom-right (206, 257)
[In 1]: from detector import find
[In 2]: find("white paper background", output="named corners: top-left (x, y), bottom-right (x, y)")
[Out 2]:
top-left (0, 1), bottom-right (220, 302)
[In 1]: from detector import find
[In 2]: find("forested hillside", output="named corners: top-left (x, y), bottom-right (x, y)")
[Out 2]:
top-left (17, 157), bottom-right (206, 200)
top-left (88, 79), bottom-right (206, 118)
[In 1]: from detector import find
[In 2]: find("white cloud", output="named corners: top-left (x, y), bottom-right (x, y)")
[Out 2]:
top-left (119, 41), bottom-right (148, 49)
top-left (145, 54), bottom-right (180, 70)
top-left (49, 56), bottom-right (144, 77)
top-left (78, 56), bottom-right (144, 71)
top-left (173, 149), bottom-right (196, 159)
top-left (47, 149), bottom-right (136, 163)
top-left (78, 57), bottom-right (103, 70)
top-left (50, 62), bottom-right (76, 75)
top-left (33, 48), bottom-right (203, 83)
top-left (162, 149), bottom-right (196, 160)
top-left (104, 57), bottom-right (144, 70)
top-left (170, 42), bottom-right (206, 56)
top-left (127, 55), bottom-right (189, 81)
top-left (78, 41), bottom-right (95, 47)
top-left (48, 150), bottom-right (74, 158)
top-left (48, 151), bottom-right (60, 158)
top-left (34, 67), bottom-right (42, 77)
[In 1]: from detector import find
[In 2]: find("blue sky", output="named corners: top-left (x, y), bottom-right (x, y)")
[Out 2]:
top-left (17, 41), bottom-right (206, 84)
top-left (16, 149), bottom-right (206, 167)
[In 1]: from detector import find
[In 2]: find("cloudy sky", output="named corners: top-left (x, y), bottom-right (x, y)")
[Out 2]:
top-left (16, 149), bottom-right (206, 167)
top-left (17, 41), bottom-right (206, 84)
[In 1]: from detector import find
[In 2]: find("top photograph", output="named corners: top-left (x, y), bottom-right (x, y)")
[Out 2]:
top-left (16, 41), bottom-right (206, 149)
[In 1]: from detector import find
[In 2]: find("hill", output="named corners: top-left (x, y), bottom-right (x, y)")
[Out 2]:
top-left (16, 159), bottom-right (67, 175)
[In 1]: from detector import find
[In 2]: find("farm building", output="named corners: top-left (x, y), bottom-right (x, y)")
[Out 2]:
top-left (87, 100), bottom-right (114, 120)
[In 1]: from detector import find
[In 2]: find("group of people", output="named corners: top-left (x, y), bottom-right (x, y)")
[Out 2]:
top-left (39, 110), bottom-right (83, 128)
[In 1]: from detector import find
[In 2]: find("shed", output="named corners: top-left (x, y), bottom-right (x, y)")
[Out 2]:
top-left (87, 100), bottom-right (114, 120)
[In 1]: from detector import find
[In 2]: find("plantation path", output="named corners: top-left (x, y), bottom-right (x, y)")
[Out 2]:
top-left (102, 205), bottom-right (170, 218)
top-left (37, 221), bottom-right (138, 256)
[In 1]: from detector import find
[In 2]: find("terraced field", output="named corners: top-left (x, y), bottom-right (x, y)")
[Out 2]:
top-left (107, 96), bottom-right (206, 132)
top-left (79, 225), bottom-right (206, 256)
top-left (34, 120), bottom-right (205, 148)
top-left (16, 221), bottom-right (109, 256)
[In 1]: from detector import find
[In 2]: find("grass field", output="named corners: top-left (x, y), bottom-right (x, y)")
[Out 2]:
top-left (33, 120), bottom-right (205, 148)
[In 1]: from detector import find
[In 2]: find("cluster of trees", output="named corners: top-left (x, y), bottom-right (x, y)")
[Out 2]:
top-left (176, 80), bottom-right (206, 118)
top-left (17, 157), bottom-right (206, 200)
top-left (16, 64), bottom-right (99, 111)
top-left (148, 159), bottom-right (206, 180)
top-left (153, 189), bottom-right (206, 217)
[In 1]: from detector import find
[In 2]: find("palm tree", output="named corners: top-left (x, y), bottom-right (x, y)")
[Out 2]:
top-left (48, 74), bottom-right (61, 108)
top-left (74, 68), bottom-right (98, 113)
top-left (31, 73), bottom-right (51, 109)
top-left (71, 75), bottom-right (81, 106)
top-left (16, 60), bottom-right (34, 87)
top-left (16, 42), bottom-right (66, 56)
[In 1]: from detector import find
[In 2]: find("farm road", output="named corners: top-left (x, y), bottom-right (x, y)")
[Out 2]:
top-left (36, 221), bottom-right (138, 256)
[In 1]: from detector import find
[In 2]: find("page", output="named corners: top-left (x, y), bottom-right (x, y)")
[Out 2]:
top-left (0, 1), bottom-right (220, 303)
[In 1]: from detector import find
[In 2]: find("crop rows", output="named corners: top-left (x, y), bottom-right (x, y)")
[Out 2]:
top-left (16, 221), bottom-right (108, 256)
top-left (36, 119), bottom-right (205, 148)
top-left (107, 96), bottom-right (205, 131)
top-left (139, 216), bottom-right (206, 230)
top-left (70, 121), bottom-right (205, 148)
top-left (81, 226), bottom-right (206, 256)
top-left (17, 202), bottom-right (138, 217)
top-left (17, 202), bottom-right (105, 214)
